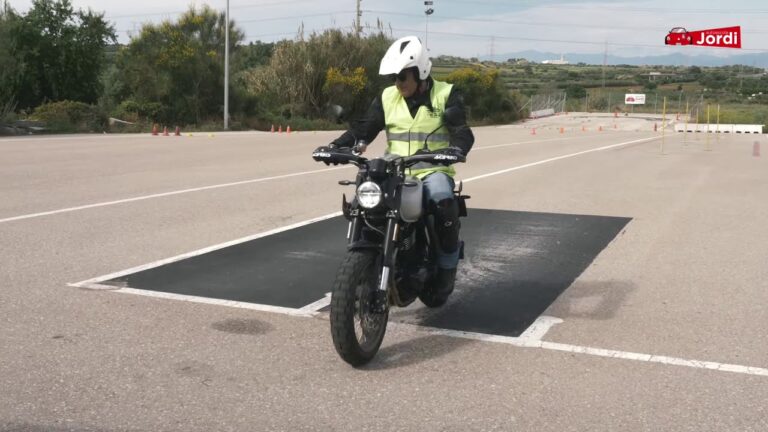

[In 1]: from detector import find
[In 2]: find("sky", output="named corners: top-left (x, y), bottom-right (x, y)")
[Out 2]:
top-left (6, 0), bottom-right (768, 60)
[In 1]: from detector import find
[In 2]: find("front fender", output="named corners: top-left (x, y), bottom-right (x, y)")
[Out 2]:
top-left (347, 239), bottom-right (382, 252)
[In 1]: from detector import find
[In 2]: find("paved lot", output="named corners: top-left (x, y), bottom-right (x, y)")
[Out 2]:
top-left (1, 123), bottom-right (767, 431)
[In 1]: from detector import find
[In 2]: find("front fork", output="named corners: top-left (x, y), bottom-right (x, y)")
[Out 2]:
top-left (347, 212), bottom-right (398, 313)
top-left (346, 215), bottom-right (397, 313)
top-left (379, 217), bottom-right (398, 291)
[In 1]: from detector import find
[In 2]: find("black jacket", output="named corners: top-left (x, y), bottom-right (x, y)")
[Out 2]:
top-left (331, 77), bottom-right (475, 154)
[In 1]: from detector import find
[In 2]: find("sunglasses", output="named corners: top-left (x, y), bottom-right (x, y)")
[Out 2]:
top-left (393, 70), bottom-right (410, 82)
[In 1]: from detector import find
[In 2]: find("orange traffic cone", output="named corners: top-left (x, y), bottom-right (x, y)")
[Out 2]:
top-left (278, 125), bottom-right (283, 133)
top-left (174, 126), bottom-right (181, 136)
top-left (531, 128), bottom-right (536, 135)
top-left (270, 124), bottom-right (275, 133)
top-left (286, 125), bottom-right (291, 134)
top-left (559, 127), bottom-right (564, 134)
top-left (162, 126), bottom-right (169, 136)
top-left (581, 125), bottom-right (586, 132)
top-left (152, 124), bottom-right (158, 136)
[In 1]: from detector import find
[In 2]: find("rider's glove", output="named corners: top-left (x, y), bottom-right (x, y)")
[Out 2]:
top-left (437, 147), bottom-right (464, 157)
top-left (312, 145), bottom-right (351, 165)
top-left (433, 147), bottom-right (465, 164)
top-left (312, 145), bottom-right (335, 165)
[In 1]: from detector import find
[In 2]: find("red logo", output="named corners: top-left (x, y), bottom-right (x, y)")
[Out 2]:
top-left (665, 26), bottom-right (741, 49)
top-left (665, 28), bottom-right (693, 45)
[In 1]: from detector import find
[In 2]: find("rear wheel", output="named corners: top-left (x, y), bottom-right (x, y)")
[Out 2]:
top-left (330, 250), bottom-right (388, 366)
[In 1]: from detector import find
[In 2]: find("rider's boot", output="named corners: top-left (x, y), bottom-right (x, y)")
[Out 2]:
top-left (433, 267), bottom-right (457, 297)
top-left (420, 198), bottom-right (461, 306)
top-left (434, 197), bottom-right (461, 257)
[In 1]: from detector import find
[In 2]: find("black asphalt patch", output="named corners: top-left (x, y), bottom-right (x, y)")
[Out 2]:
top-left (103, 210), bottom-right (630, 336)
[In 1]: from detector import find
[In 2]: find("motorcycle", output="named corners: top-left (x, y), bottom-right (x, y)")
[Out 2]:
top-left (312, 115), bottom-right (470, 366)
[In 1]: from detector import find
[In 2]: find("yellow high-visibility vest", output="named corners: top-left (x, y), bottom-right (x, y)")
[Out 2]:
top-left (381, 80), bottom-right (454, 179)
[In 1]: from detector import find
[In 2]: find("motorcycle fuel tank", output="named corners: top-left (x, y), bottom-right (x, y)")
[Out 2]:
top-left (399, 177), bottom-right (423, 223)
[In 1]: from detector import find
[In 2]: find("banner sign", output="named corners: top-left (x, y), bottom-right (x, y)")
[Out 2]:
top-left (692, 26), bottom-right (741, 48)
top-left (625, 94), bottom-right (646, 105)
top-left (665, 26), bottom-right (741, 49)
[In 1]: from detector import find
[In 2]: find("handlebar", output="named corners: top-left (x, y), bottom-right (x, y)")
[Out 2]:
top-left (402, 152), bottom-right (466, 166)
top-left (312, 147), bottom-right (465, 167)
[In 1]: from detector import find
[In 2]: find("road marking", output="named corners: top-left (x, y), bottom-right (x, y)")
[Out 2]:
top-left (472, 136), bottom-right (576, 151)
top-left (70, 278), bottom-right (768, 377)
top-left (117, 288), bottom-right (309, 316)
top-left (68, 211), bottom-right (342, 288)
top-left (0, 166), bottom-right (351, 224)
top-left (297, 292), bottom-right (332, 315)
top-left (388, 322), bottom-right (768, 378)
top-left (462, 135), bottom-right (659, 183)
top-left (519, 316), bottom-right (563, 341)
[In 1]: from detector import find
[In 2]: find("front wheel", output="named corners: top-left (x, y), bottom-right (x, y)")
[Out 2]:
top-left (330, 250), bottom-right (388, 366)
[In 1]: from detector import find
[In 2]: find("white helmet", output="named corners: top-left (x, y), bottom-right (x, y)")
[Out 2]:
top-left (379, 36), bottom-right (432, 80)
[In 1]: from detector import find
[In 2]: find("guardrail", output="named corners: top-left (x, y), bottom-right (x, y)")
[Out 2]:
top-left (674, 123), bottom-right (763, 134)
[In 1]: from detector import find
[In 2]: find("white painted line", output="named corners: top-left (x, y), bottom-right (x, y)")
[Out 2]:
top-left (298, 292), bottom-right (332, 315)
top-left (472, 136), bottom-right (576, 151)
top-left (519, 316), bottom-right (563, 341)
top-left (0, 166), bottom-right (351, 224)
top-left (114, 288), bottom-right (309, 316)
top-left (387, 322), bottom-right (768, 378)
top-left (462, 135), bottom-right (659, 183)
top-left (68, 211), bottom-right (342, 288)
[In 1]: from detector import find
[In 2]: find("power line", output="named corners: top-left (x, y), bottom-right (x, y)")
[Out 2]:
top-left (116, 11), bottom-right (354, 34)
top-left (366, 9), bottom-right (768, 35)
top-left (244, 25), bottom-right (355, 42)
top-left (105, 0), bottom-right (315, 19)
top-left (238, 11), bottom-right (351, 24)
top-left (432, 1), bottom-right (768, 14)
top-left (384, 26), bottom-right (768, 52)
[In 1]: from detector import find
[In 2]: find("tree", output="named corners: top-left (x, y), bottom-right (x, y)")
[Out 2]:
top-left (243, 29), bottom-right (391, 119)
top-left (5, 0), bottom-right (115, 109)
top-left (444, 67), bottom-right (522, 123)
top-left (0, 2), bottom-right (20, 111)
top-left (116, 5), bottom-right (244, 124)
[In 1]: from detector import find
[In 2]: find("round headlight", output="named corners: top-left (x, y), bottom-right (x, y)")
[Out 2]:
top-left (356, 181), bottom-right (382, 209)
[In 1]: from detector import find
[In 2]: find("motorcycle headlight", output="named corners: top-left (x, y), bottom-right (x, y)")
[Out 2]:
top-left (356, 181), bottom-right (382, 209)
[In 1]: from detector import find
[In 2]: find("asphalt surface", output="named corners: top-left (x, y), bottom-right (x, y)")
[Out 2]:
top-left (1, 120), bottom-right (767, 431)
top-left (98, 209), bottom-right (629, 336)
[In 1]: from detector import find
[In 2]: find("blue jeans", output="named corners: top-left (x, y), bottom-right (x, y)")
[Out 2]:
top-left (422, 172), bottom-right (460, 269)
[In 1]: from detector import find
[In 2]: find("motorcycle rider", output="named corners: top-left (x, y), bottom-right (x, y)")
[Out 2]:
top-left (328, 35), bottom-right (474, 303)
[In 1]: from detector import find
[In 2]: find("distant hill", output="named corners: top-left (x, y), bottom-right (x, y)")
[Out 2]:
top-left (484, 50), bottom-right (768, 67)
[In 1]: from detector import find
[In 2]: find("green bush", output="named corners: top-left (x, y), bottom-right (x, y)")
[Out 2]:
top-left (112, 99), bottom-right (166, 123)
top-left (444, 67), bottom-right (523, 123)
top-left (31, 100), bottom-right (107, 132)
